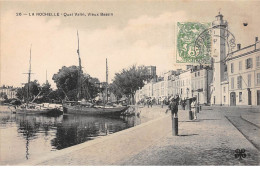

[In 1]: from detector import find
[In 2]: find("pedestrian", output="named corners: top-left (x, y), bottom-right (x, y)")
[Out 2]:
top-left (191, 97), bottom-right (197, 120)
top-left (147, 98), bottom-right (151, 108)
top-left (168, 96), bottom-right (179, 118)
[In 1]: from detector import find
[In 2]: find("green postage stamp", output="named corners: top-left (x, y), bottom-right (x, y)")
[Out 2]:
top-left (176, 22), bottom-right (211, 64)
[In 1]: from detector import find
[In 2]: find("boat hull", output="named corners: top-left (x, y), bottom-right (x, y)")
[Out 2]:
top-left (63, 105), bottom-right (129, 116)
top-left (15, 108), bottom-right (62, 115)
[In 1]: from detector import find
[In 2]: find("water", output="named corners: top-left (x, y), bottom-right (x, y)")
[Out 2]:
top-left (0, 106), bottom-right (141, 165)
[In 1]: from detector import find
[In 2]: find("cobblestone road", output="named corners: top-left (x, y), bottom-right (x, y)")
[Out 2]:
top-left (119, 106), bottom-right (260, 165)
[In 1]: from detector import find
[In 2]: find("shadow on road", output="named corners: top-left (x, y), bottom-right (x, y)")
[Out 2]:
top-left (178, 134), bottom-right (198, 137)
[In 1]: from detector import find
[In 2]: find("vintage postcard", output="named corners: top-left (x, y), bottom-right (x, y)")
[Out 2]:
top-left (0, 0), bottom-right (259, 166)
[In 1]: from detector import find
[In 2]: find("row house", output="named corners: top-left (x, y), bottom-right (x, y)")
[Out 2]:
top-left (226, 38), bottom-right (260, 106)
top-left (135, 66), bottom-right (212, 105)
top-left (0, 85), bottom-right (17, 100)
top-left (191, 66), bottom-right (213, 104)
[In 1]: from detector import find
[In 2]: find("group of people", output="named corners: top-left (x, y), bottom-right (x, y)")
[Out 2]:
top-left (137, 95), bottom-right (199, 120)
top-left (168, 95), bottom-right (198, 120)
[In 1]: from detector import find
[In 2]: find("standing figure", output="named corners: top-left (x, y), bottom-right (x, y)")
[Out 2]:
top-left (168, 96), bottom-right (179, 118)
top-left (191, 97), bottom-right (197, 120)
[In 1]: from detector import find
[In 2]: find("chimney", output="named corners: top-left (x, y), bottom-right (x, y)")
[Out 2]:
top-left (256, 37), bottom-right (258, 42)
top-left (237, 44), bottom-right (241, 50)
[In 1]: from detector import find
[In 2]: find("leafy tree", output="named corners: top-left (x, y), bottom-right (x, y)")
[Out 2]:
top-left (37, 82), bottom-right (52, 102)
top-left (52, 66), bottom-right (100, 101)
top-left (0, 92), bottom-right (8, 100)
top-left (111, 65), bottom-right (152, 104)
top-left (16, 80), bottom-right (40, 101)
top-left (109, 83), bottom-right (123, 101)
top-left (16, 88), bottom-right (25, 100)
top-left (48, 89), bottom-right (64, 102)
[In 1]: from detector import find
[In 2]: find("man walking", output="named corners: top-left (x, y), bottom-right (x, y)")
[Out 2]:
top-left (168, 95), bottom-right (179, 136)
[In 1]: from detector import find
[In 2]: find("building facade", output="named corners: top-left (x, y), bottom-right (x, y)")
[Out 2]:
top-left (0, 86), bottom-right (17, 100)
top-left (191, 66), bottom-right (213, 104)
top-left (135, 66), bottom-right (212, 105)
top-left (226, 39), bottom-right (260, 106)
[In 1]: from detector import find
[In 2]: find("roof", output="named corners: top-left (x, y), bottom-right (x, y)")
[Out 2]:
top-left (226, 41), bottom-right (260, 62)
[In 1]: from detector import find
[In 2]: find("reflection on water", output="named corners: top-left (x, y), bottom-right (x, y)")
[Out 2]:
top-left (0, 106), bottom-right (141, 164)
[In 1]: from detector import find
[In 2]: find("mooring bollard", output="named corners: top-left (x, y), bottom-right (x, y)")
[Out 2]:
top-left (189, 110), bottom-right (193, 120)
top-left (172, 116), bottom-right (178, 136)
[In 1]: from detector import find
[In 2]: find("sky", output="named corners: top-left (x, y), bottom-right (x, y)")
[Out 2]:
top-left (1, 0), bottom-right (260, 88)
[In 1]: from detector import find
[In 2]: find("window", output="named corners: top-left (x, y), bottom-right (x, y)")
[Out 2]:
top-left (224, 96), bottom-right (226, 102)
top-left (198, 72), bottom-right (200, 76)
top-left (195, 73), bottom-right (197, 77)
top-left (246, 58), bottom-right (253, 69)
top-left (231, 77), bottom-right (234, 89)
top-left (239, 61), bottom-right (242, 70)
top-left (239, 92), bottom-right (242, 102)
top-left (237, 76), bottom-right (242, 89)
top-left (224, 87), bottom-right (226, 93)
top-left (248, 74), bottom-right (251, 87)
top-left (231, 63), bottom-right (234, 73)
top-left (257, 73), bottom-right (260, 85)
top-left (257, 56), bottom-right (260, 67)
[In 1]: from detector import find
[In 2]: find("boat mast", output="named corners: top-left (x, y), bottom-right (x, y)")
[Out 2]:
top-left (77, 30), bottom-right (82, 100)
top-left (27, 45), bottom-right (32, 106)
top-left (45, 70), bottom-right (48, 84)
top-left (105, 58), bottom-right (108, 103)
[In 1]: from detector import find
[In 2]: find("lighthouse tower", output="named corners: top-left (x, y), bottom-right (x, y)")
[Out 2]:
top-left (210, 13), bottom-right (228, 105)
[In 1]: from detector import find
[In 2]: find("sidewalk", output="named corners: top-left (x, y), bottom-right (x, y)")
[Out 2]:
top-left (119, 106), bottom-right (260, 165)
top-left (23, 106), bottom-right (259, 165)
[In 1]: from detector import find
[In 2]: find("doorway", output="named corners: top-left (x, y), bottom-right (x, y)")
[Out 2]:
top-left (230, 92), bottom-right (236, 106)
top-left (248, 90), bottom-right (252, 105)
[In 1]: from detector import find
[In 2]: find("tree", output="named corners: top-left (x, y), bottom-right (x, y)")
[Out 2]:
top-left (52, 66), bottom-right (100, 101)
top-left (111, 65), bottom-right (152, 104)
top-left (109, 83), bottom-right (123, 102)
top-left (16, 80), bottom-right (40, 101)
top-left (37, 82), bottom-right (52, 102)
top-left (48, 89), bottom-right (64, 102)
top-left (0, 92), bottom-right (8, 100)
top-left (16, 88), bottom-right (25, 100)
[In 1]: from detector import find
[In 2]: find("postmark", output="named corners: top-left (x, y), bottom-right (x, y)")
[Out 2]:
top-left (194, 25), bottom-right (236, 63)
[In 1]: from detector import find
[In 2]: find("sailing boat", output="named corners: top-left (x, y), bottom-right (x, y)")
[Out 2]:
top-left (62, 31), bottom-right (128, 116)
top-left (14, 45), bottom-right (62, 115)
